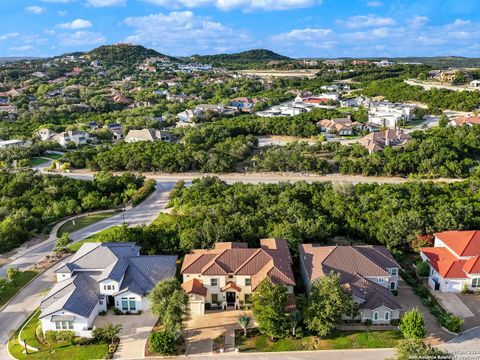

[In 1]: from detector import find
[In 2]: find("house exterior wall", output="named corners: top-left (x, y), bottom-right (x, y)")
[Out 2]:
top-left (113, 291), bottom-right (143, 313)
top-left (361, 306), bottom-right (400, 324)
top-left (41, 309), bottom-right (94, 337)
top-left (99, 279), bottom-right (121, 296)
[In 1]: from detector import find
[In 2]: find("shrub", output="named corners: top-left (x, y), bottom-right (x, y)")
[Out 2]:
top-left (416, 261), bottom-right (430, 277)
top-left (440, 314), bottom-right (463, 333)
top-left (461, 283), bottom-right (469, 294)
top-left (363, 319), bottom-right (372, 326)
top-left (99, 310), bottom-right (107, 316)
top-left (132, 179), bottom-right (156, 206)
top-left (391, 290), bottom-right (398, 296)
top-left (35, 323), bottom-right (43, 342)
top-left (113, 308), bottom-right (123, 315)
top-left (400, 308), bottom-right (426, 339)
top-left (149, 330), bottom-right (176, 355)
top-left (44, 330), bottom-right (75, 344)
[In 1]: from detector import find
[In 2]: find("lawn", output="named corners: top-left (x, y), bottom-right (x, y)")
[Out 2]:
top-left (44, 153), bottom-right (63, 160)
top-left (0, 270), bottom-right (38, 308)
top-left (235, 329), bottom-right (403, 352)
top-left (57, 211), bottom-right (120, 237)
top-left (68, 225), bottom-right (122, 252)
top-left (29, 158), bottom-right (50, 166)
top-left (8, 310), bottom-right (108, 360)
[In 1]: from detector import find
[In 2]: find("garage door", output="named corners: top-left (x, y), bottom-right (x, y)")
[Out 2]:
top-left (189, 301), bottom-right (204, 316)
top-left (448, 281), bottom-right (462, 292)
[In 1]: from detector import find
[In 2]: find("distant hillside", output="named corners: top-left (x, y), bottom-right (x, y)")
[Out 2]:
top-left (86, 44), bottom-right (177, 67)
top-left (188, 49), bottom-right (292, 67)
top-left (390, 57), bottom-right (480, 69)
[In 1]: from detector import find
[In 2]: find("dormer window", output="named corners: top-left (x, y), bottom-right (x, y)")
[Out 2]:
top-left (390, 268), bottom-right (397, 276)
top-left (211, 278), bottom-right (218, 287)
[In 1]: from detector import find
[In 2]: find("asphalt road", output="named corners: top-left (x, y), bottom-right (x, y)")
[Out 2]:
top-left (0, 183), bottom-right (175, 360)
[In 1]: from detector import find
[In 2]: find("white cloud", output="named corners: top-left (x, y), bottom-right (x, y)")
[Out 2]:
top-left (58, 31), bottom-right (106, 46)
top-left (58, 10), bottom-right (68, 16)
top-left (57, 19), bottom-right (93, 30)
top-left (448, 19), bottom-right (471, 28)
top-left (86, 0), bottom-right (125, 6)
top-left (271, 28), bottom-right (332, 42)
top-left (366, 1), bottom-right (383, 7)
top-left (143, 0), bottom-right (322, 11)
top-left (26, 6), bottom-right (46, 14)
top-left (41, 0), bottom-right (76, 2)
top-left (339, 14), bottom-right (395, 29)
top-left (408, 15), bottom-right (428, 28)
top-left (124, 11), bottom-right (254, 55)
top-left (0, 33), bottom-right (19, 41)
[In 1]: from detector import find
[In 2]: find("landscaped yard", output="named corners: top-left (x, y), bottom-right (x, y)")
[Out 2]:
top-left (68, 225), bottom-right (122, 252)
top-left (44, 153), bottom-right (63, 160)
top-left (235, 329), bottom-right (403, 352)
top-left (29, 157), bottom-right (50, 166)
top-left (0, 270), bottom-right (38, 307)
top-left (57, 211), bottom-right (120, 237)
top-left (8, 310), bottom-right (108, 360)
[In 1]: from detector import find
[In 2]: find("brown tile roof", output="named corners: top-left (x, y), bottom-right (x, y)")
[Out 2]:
top-left (182, 278), bottom-right (207, 297)
top-left (181, 239), bottom-right (295, 289)
top-left (359, 129), bottom-right (412, 152)
top-left (221, 281), bottom-right (242, 292)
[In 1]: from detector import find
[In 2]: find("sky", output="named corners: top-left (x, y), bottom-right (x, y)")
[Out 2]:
top-left (1, 0), bottom-right (480, 58)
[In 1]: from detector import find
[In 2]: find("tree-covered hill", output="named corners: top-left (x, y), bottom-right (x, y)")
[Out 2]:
top-left (86, 44), bottom-right (177, 67)
top-left (187, 49), bottom-right (292, 67)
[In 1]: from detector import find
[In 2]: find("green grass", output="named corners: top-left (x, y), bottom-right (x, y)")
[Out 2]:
top-left (57, 211), bottom-right (120, 237)
top-left (0, 271), bottom-right (38, 308)
top-left (236, 330), bottom-right (403, 352)
top-left (68, 225), bottom-right (123, 252)
top-left (29, 158), bottom-right (50, 166)
top-left (44, 153), bottom-right (63, 160)
top-left (8, 310), bottom-right (108, 360)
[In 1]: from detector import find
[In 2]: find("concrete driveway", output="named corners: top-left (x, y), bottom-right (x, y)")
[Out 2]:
top-left (396, 279), bottom-right (454, 345)
top-left (431, 292), bottom-right (474, 320)
top-left (184, 310), bottom-right (253, 356)
top-left (93, 309), bottom-right (157, 359)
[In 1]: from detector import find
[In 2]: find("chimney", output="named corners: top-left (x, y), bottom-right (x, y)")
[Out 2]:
top-left (384, 130), bottom-right (390, 147)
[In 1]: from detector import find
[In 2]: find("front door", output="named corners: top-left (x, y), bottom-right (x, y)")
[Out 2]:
top-left (107, 295), bottom-right (115, 308)
top-left (226, 292), bottom-right (236, 306)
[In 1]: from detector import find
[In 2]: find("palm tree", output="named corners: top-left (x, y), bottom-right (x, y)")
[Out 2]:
top-left (103, 323), bottom-right (123, 345)
top-left (238, 315), bottom-right (250, 336)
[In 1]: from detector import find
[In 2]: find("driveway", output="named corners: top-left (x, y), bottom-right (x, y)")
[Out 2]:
top-left (93, 309), bottom-right (157, 359)
top-left (396, 279), bottom-right (454, 345)
top-left (455, 293), bottom-right (480, 330)
top-left (184, 310), bottom-right (253, 356)
top-left (430, 292), bottom-right (474, 320)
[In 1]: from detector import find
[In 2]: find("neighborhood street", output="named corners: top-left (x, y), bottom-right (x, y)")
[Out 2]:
top-left (0, 183), bottom-right (175, 360)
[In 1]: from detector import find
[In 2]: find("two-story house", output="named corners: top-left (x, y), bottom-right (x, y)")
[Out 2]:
top-left (299, 244), bottom-right (402, 324)
top-left (180, 239), bottom-right (295, 315)
top-left (420, 230), bottom-right (480, 292)
top-left (39, 242), bottom-right (176, 337)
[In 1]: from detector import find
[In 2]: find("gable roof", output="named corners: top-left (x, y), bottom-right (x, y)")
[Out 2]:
top-left (181, 239), bottom-right (295, 289)
top-left (299, 244), bottom-right (399, 284)
top-left (434, 230), bottom-right (480, 257)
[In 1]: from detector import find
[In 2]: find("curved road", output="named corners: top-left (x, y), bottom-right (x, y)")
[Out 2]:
top-left (0, 182), bottom-right (175, 360)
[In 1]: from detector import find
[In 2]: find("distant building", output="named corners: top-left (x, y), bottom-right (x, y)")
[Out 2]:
top-left (0, 139), bottom-right (25, 148)
top-left (368, 102), bottom-right (413, 128)
top-left (359, 129), bottom-right (412, 153)
top-left (469, 80), bottom-right (480, 88)
top-left (124, 128), bottom-right (172, 143)
top-left (374, 60), bottom-right (395, 67)
top-left (323, 59), bottom-right (345, 66)
top-left (450, 116), bottom-right (480, 127)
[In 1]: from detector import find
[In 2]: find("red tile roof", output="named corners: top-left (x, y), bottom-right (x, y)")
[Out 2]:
top-left (181, 239), bottom-right (295, 289)
top-left (435, 230), bottom-right (480, 257)
top-left (420, 247), bottom-right (468, 279)
top-left (182, 278), bottom-right (207, 297)
top-left (221, 281), bottom-right (242, 292)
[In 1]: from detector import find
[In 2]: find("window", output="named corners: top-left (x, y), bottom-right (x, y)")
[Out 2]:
top-left (55, 322), bottom-right (61, 330)
top-left (55, 321), bottom-right (74, 330)
top-left (472, 278), bottom-right (480, 288)
top-left (122, 300), bottom-right (129, 311)
top-left (378, 278), bottom-right (385, 283)
top-left (385, 312), bottom-right (390, 321)
top-left (129, 299), bottom-right (136, 311)
top-left (245, 278), bottom-right (251, 286)
top-left (211, 294), bottom-right (218, 303)
top-left (390, 268), bottom-right (397, 276)
top-left (229, 275), bottom-right (233, 279)
top-left (373, 312), bottom-right (379, 320)
top-left (104, 285), bottom-right (107, 290)
top-left (211, 278), bottom-right (218, 287)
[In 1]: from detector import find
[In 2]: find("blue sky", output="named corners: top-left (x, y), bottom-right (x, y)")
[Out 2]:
top-left (1, 0), bottom-right (480, 58)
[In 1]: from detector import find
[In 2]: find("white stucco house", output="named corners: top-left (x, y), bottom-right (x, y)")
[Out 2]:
top-left (420, 230), bottom-right (480, 292)
top-left (299, 244), bottom-right (402, 324)
top-left (39, 242), bottom-right (177, 337)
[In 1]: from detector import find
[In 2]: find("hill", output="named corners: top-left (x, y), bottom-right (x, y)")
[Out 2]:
top-left (187, 49), bottom-right (292, 68)
top-left (86, 44), bottom-right (177, 67)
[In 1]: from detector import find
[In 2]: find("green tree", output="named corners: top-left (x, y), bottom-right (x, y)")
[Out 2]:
top-left (252, 278), bottom-right (288, 340)
top-left (54, 232), bottom-right (71, 252)
top-left (7, 266), bottom-right (20, 286)
top-left (438, 113), bottom-right (449, 127)
top-left (103, 323), bottom-right (122, 346)
top-left (238, 315), bottom-right (251, 336)
top-left (399, 308), bottom-right (426, 339)
top-left (393, 338), bottom-right (451, 360)
top-left (149, 278), bottom-right (189, 334)
top-left (303, 272), bottom-right (354, 337)
top-left (149, 330), bottom-right (176, 355)
top-left (416, 261), bottom-right (430, 277)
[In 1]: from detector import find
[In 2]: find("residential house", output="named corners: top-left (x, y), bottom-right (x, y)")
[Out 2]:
top-left (318, 117), bottom-right (355, 136)
top-left (0, 139), bottom-right (25, 148)
top-left (105, 123), bottom-right (123, 140)
top-left (420, 231), bottom-right (480, 292)
top-left (125, 128), bottom-right (172, 143)
top-left (37, 128), bottom-right (57, 141)
top-left (359, 129), bottom-right (412, 153)
top-left (40, 242), bottom-right (177, 337)
top-left (229, 97), bottom-right (264, 113)
top-left (53, 130), bottom-right (91, 147)
top-left (181, 239), bottom-right (295, 315)
top-left (470, 80), bottom-right (480, 88)
top-left (299, 244), bottom-right (401, 324)
top-left (368, 102), bottom-right (413, 128)
top-left (352, 60), bottom-right (370, 66)
top-left (374, 60), bottom-right (395, 67)
top-left (450, 116), bottom-right (480, 127)
top-left (323, 59), bottom-right (345, 66)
